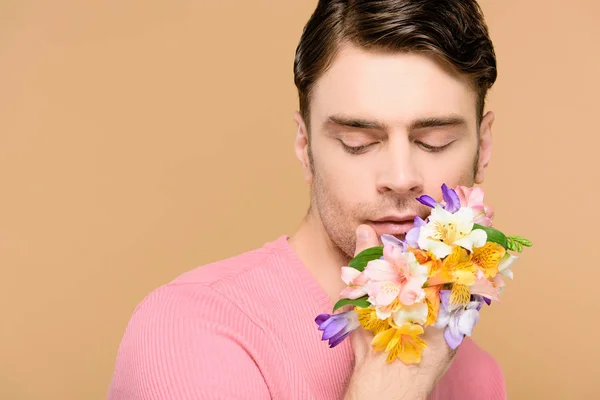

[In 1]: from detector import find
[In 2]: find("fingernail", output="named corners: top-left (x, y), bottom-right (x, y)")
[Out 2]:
top-left (357, 225), bottom-right (369, 241)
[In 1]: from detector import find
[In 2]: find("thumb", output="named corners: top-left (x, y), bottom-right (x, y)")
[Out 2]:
top-left (354, 224), bottom-right (380, 257)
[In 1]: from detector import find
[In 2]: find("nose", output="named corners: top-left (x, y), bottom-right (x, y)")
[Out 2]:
top-left (375, 137), bottom-right (424, 195)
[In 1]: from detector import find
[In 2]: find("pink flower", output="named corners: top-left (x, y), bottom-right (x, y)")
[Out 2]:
top-left (454, 185), bottom-right (495, 227)
top-left (340, 267), bottom-right (369, 299)
top-left (360, 245), bottom-right (428, 319)
top-left (469, 269), bottom-right (500, 303)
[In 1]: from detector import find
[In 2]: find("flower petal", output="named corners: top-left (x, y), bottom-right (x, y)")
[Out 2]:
top-left (321, 318), bottom-right (346, 340)
top-left (395, 334), bottom-right (427, 364)
top-left (381, 234), bottom-right (406, 252)
top-left (393, 302), bottom-right (428, 325)
top-left (444, 326), bottom-right (464, 350)
top-left (328, 330), bottom-right (350, 347)
top-left (435, 303), bottom-right (450, 328)
top-left (469, 187), bottom-right (485, 204)
top-left (399, 278), bottom-right (426, 305)
top-left (375, 282), bottom-right (402, 306)
top-left (454, 229), bottom-right (487, 252)
top-left (472, 242), bottom-right (505, 278)
top-left (372, 327), bottom-right (396, 352)
top-left (375, 307), bottom-right (393, 320)
top-left (439, 289), bottom-right (451, 310)
top-left (341, 266), bottom-right (362, 285)
top-left (450, 283), bottom-right (471, 308)
top-left (340, 286), bottom-right (367, 300)
top-left (414, 216), bottom-right (427, 227)
top-left (442, 183), bottom-right (461, 213)
top-left (457, 309), bottom-right (480, 336)
top-left (315, 314), bottom-right (330, 326)
top-left (419, 238), bottom-right (453, 259)
top-left (405, 226), bottom-right (421, 248)
top-left (363, 259), bottom-right (399, 282)
top-left (416, 195), bottom-right (438, 208)
top-left (356, 307), bottom-right (389, 335)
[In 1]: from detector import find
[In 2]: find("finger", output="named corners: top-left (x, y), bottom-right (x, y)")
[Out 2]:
top-left (354, 224), bottom-right (380, 257)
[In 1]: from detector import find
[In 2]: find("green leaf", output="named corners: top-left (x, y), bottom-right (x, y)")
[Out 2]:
top-left (348, 246), bottom-right (384, 272)
top-left (473, 224), bottom-right (508, 248)
top-left (332, 296), bottom-right (370, 312)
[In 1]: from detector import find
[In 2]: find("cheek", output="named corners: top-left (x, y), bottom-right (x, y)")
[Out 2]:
top-left (314, 145), bottom-right (371, 198)
top-left (416, 144), bottom-right (477, 196)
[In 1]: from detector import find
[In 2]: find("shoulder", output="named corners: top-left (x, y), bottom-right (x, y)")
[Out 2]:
top-left (106, 238), bottom-right (292, 399)
top-left (170, 236), bottom-right (285, 287)
top-left (127, 235), bottom-right (291, 330)
top-left (433, 337), bottom-right (507, 399)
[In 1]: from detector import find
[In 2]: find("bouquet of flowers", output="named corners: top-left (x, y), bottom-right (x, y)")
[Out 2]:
top-left (315, 184), bottom-right (532, 364)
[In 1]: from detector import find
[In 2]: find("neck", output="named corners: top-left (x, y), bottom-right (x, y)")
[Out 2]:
top-left (287, 209), bottom-right (351, 306)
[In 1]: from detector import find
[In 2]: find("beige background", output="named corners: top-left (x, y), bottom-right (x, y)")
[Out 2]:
top-left (1, 0), bottom-right (598, 399)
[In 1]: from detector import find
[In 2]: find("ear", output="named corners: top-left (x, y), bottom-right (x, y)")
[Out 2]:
top-left (293, 111), bottom-right (313, 184)
top-left (474, 111), bottom-right (495, 184)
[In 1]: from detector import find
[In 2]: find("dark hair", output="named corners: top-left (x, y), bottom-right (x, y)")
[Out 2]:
top-left (293, 0), bottom-right (497, 131)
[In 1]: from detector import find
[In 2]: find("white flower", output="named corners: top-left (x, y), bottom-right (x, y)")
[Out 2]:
top-left (418, 205), bottom-right (487, 258)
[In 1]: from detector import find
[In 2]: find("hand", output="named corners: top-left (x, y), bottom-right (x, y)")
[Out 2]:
top-left (343, 224), bottom-right (458, 400)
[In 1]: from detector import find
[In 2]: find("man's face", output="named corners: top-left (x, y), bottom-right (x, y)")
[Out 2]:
top-left (294, 44), bottom-right (493, 259)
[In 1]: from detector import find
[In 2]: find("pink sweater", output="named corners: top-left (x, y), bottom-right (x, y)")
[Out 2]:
top-left (107, 235), bottom-right (507, 399)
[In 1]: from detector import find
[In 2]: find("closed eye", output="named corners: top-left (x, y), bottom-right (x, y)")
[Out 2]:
top-left (339, 141), bottom-right (376, 155)
top-left (416, 141), bottom-right (454, 153)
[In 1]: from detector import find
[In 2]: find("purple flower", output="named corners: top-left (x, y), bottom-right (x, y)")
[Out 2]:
top-left (416, 195), bottom-right (438, 208)
top-left (472, 294), bottom-right (491, 307)
top-left (315, 310), bottom-right (360, 348)
top-left (441, 184), bottom-right (461, 213)
top-left (405, 216), bottom-right (426, 248)
top-left (416, 184), bottom-right (462, 214)
top-left (381, 233), bottom-right (407, 252)
top-left (435, 290), bottom-right (483, 350)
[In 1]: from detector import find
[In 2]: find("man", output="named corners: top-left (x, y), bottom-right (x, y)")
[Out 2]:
top-left (108, 0), bottom-right (506, 398)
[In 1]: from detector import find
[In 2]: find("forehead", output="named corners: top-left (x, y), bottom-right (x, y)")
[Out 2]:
top-left (310, 44), bottom-right (477, 130)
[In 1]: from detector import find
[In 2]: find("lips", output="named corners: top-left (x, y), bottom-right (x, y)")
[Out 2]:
top-left (367, 215), bottom-right (417, 236)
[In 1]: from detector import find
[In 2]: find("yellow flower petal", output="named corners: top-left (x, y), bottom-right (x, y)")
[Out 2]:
top-left (472, 242), bottom-right (506, 278)
top-left (396, 335), bottom-right (427, 364)
top-left (450, 283), bottom-right (471, 307)
top-left (372, 327), bottom-right (397, 352)
top-left (446, 245), bottom-right (471, 264)
top-left (355, 306), bottom-right (390, 335)
top-left (451, 268), bottom-right (477, 285)
top-left (396, 322), bottom-right (424, 336)
top-left (424, 286), bottom-right (441, 326)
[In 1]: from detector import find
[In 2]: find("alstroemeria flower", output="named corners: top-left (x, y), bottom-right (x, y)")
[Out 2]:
top-left (405, 216), bottom-right (427, 248)
top-left (454, 185), bottom-right (495, 227)
top-left (372, 321), bottom-right (427, 364)
top-left (424, 285), bottom-right (442, 326)
top-left (490, 253), bottom-right (517, 296)
top-left (498, 252), bottom-right (518, 280)
top-left (426, 246), bottom-right (500, 308)
top-left (340, 267), bottom-right (369, 299)
top-left (355, 306), bottom-right (390, 335)
top-left (315, 310), bottom-right (359, 348)
top-left (362, 250), bottom-right (428, 320)
top-left (416, 183), bottom-right (461, 213)
top-left (418, 205), bottom-right (487, 259)
top-left (469, 269), bottom-right (500, 303)
top-left (381, 233), bottom-right (407, 252)
top-left (392, 301), bottom-right (428, 326)
top-left (435, 290), bottom-right (483, 350)
top-left (471, 242), bottom-right (505, 279)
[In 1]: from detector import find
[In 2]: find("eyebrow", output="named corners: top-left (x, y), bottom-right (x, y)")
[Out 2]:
top-left (324, 114), bottom-right (467, 133)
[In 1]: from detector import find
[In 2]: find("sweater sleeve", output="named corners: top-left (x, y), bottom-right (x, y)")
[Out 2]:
top-left (106, 284), bottom-right (272, 400)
